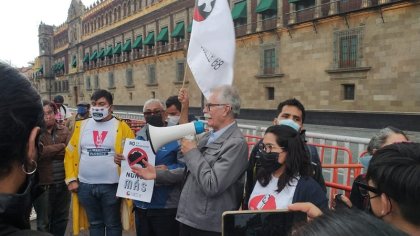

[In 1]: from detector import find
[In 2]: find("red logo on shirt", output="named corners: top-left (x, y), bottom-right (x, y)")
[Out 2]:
top-left (93, 130), bottom-right (108, 147)
top-left (249, 194), bottom-right (276, 210)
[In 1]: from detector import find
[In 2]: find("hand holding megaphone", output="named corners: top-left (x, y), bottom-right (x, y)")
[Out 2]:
top-left (146, 121), bottom-right (205, 153)
top-left (181, 138), bottom-right (198, 155)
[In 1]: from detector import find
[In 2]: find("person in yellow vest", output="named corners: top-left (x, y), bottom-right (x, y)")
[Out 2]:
top-left (64, 90), bottom-right (134, 236)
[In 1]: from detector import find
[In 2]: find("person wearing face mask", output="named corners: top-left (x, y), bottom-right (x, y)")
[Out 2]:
top-left (346, 126), bottom-right (408, 211)
top-left (114, 98), bottom-right (184, 236)
top-left (0, 62), bottom-right (50, 235)
top-left (290, 143), bottom-right (420, 236)
top-left (246, 124), bottom-right (328, 211)
top-left (33, 100), bottom-right (71, 236)
top-left (64, 89), bottom-right (135, 236)
top-left (244, 99), bottom-right (326, 209)
top-left (364, 142), bottom-right (420, 236)
top-left (165, 95), bottom-right (197, 126)
top-left (66, 101), bottom-right (90, 135)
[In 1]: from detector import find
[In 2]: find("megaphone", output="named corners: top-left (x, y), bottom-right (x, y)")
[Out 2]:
top-left (146, 121), bottom-right (205, 153)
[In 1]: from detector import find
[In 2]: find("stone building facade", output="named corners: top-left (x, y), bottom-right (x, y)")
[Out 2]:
top-left (33, 0), bottom-right (420, 129)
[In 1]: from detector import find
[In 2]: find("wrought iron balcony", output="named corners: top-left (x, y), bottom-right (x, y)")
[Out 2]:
top-left (234, 24), bottom-right (247, 37)
top-left (261, 17), bottom-right (277, 31)
top-left (285, 0), bottom-right (407, 26)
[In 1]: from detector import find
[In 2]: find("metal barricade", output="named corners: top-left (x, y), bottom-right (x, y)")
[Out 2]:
top-left (243, 134), bottom-right (365, 205)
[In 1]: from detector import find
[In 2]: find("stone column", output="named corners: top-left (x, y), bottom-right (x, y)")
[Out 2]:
top-left (277, 0), bottom-right (283, 28)
top-left (256, 0), bottom-right (263, 32)
top-left (328, 0), bottom-right (338, 15)
top-left (314, 0), bottom-right (322, 19)
top-left (247, 0), bottom-right (252, 34)
top-left (361, 0), bottom-right (372, 8)
top-left (288, 3), bottom-right (296, 25)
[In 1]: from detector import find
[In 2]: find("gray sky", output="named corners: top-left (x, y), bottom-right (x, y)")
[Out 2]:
top-left (0, 0), bottom-right (96, 68)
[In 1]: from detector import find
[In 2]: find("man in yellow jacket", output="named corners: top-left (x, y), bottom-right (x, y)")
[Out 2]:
top-left (64, 90), bottom-right (134, 236)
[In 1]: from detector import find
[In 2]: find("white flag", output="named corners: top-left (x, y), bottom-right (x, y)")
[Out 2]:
top-left (187, 0), bottom-right (236, 99)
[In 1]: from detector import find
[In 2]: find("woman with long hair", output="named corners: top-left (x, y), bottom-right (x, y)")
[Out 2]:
top-left (248, 124), bottom-right (327, 210)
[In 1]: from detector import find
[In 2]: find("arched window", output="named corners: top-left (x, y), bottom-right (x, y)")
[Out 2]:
top-left (127, 0), bottom-right (131, 15)
top-left (123, 3), bottom-right (127, 17)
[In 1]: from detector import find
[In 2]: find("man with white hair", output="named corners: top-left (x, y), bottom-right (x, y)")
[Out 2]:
top-left (177, 85), bottom-right (248, 235)
top-left (115, 98), bottom-right (184, 236)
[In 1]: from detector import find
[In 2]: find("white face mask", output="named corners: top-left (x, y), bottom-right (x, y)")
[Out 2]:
top-left (91, 106), bottom-right (110, 121)
top-left (167, 115), bottom-right (180, 126)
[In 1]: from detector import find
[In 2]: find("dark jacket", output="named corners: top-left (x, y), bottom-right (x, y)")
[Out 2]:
top-left (38, 124), bottom-right (70, 185)
top-left (292, 177), bottom-right (328, 209)
top-left (244, 139), bottom-right (327, 209)
top-left (0, 177), bottom-right (51, 236)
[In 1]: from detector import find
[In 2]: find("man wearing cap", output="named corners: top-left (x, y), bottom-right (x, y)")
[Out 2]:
top-left (53, 95), bottom-right (72, 126)
top-left (66, 102), bottom-right (90, 134)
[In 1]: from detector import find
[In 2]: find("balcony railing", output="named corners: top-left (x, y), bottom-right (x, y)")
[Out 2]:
top-left (261, 17), bottom-right (277, 31)
top-left (157, 44), bottom-right (169, 54)
top-left (144, 47), bottom-right (156, 56)
top-left (234, 24), bottom-right (247, 37)
top-left (285, 0), bottom-right (407, 25)
top-left (172, 40), bottom-right (185, 51)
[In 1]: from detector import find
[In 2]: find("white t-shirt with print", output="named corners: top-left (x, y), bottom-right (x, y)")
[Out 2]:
top-left (78, 118), bottom-right (119, 184)
top-left (248, 175), bottom-right (300, 210)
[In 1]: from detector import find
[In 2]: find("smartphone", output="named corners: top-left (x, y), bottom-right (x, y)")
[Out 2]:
top-left (222, 209), bottom-right (306, 236)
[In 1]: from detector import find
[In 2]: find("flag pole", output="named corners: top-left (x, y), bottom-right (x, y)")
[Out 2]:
top-left (181, 60), bottom-right (190, 89)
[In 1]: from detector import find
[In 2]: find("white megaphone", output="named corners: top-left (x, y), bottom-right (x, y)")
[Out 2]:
top-left (146, 121), bottom-right (205, 153)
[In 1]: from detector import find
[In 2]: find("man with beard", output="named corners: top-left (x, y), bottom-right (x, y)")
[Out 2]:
top-left (114, 99), bottom-right (184, 236)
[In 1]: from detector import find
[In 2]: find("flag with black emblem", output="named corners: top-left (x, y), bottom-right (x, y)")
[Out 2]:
top-left (187, 0), bottom-right (235, 99)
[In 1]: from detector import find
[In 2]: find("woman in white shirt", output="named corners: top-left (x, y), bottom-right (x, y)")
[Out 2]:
top-left (248, 123), bottom-right (328, 210)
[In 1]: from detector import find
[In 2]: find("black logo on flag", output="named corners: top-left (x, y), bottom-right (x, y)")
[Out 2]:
top-left (194, 0), bottom-right (216, 22)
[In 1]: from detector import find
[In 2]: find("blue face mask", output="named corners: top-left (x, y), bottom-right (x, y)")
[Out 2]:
top-left (77, 106), bottom-right (88, 116)
top-left (277, 119), bottom-right (300, 131)
top-left (359, 155), bottom-right (372, 169)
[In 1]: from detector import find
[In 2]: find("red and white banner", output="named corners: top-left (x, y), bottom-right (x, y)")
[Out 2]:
top-left (187, 0), bottom-right (236, 99)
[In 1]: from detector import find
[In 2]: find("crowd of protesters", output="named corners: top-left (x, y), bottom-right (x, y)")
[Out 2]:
top-left (0, 62), bottom-right (419, 236)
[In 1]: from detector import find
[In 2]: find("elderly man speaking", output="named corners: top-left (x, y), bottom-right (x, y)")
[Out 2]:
top-left (177, 85), bottom-right (248, 236)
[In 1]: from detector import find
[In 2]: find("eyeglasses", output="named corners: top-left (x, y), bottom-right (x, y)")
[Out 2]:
top-left (355, 181), bottom-right (381, 200)
top-left (258, 142), bottom-right (284, 153)
top-left (204, 103), bottom-right (229, 111)
top-left (354, 181), bottom-right (381, 209)
top-left (143, 110), bottom-right (162, 116)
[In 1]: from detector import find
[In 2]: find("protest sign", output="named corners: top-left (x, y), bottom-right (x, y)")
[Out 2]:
top-left (116, 139), bottom-right (155, 202)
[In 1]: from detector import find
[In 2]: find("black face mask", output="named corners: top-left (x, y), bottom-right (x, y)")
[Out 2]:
top-left (259, 151), bottom-right (282, 173)
top-left (0, 174), bottom-right (37, 229)
top-left (145, 114), bottom-right (165, 127)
